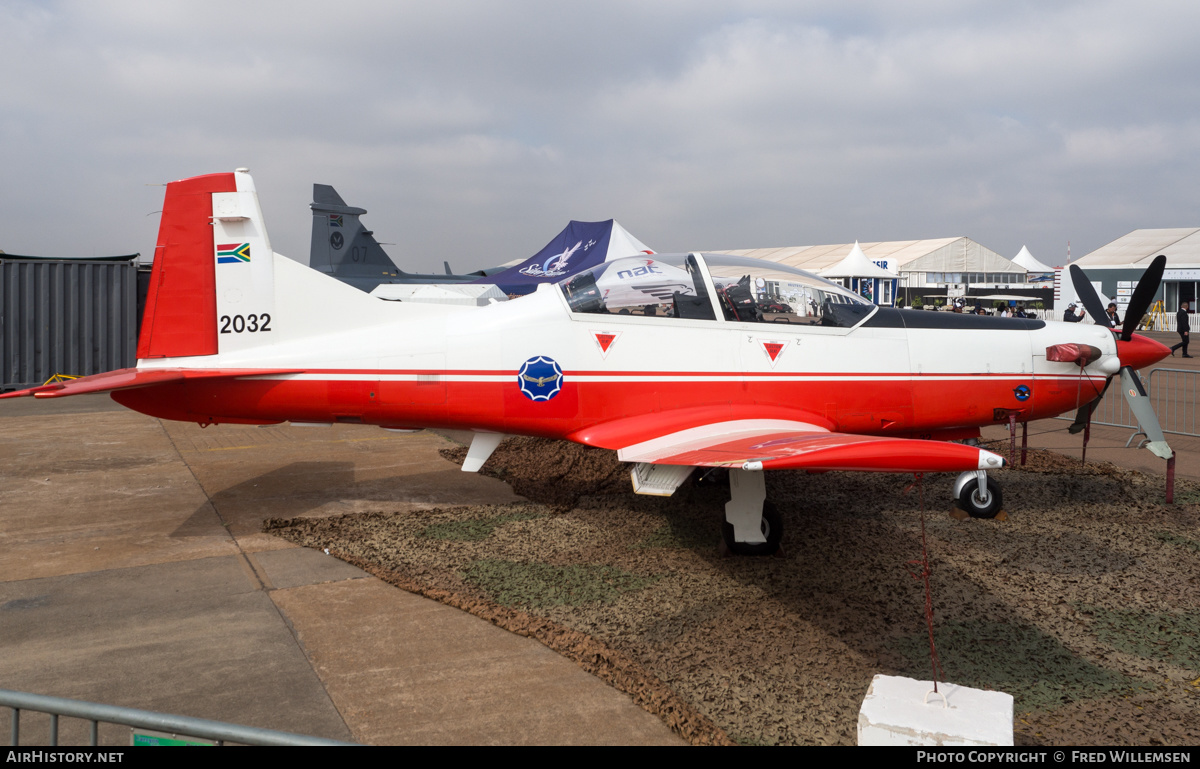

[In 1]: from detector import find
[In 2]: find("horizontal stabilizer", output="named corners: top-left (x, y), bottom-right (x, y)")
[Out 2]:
top-left (616, 419), bottom-right (1004, 473)
top-left (0, 367), bottom-right (303, 400)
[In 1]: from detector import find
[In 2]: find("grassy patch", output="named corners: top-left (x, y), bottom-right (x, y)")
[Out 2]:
top-left (418, 510), bottom-right (543, 541)
top-left (1080, 605), bottom-right (1200, 669)
top-left (461, 559), bottom-right (658, 608)
top-left (892, 621), bottom-right (1138, 712)
top-left (632, 519), bottom-right (714, 550)
top-left (1153, 531), bottom-right (1200, 553)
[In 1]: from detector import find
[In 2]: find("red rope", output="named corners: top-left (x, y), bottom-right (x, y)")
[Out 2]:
top-left (905, 473), bottom-right (943, 692)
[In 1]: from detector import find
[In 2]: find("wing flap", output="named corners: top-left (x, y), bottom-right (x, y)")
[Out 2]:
top-left (617, 419), bottom-right (1003, 473)
top-left (569, 408), bottom-right (835, 450)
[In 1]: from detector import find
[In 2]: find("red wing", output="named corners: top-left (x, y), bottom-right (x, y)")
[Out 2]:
top-left (0, 367), bottom-right (302, 399)
top-left (615, 419), bottom-right (1003, 473)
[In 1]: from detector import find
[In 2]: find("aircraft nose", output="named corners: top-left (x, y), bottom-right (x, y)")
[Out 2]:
top-left (1116, 333), bottom-right (1171, 370)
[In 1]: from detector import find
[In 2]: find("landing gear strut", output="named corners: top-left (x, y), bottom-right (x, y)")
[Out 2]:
top-left (953, 470), bottom-right (1003, 519)
top-left (722, 467), bottom-right (783, 555)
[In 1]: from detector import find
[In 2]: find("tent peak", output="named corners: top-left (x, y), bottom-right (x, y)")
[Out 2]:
top-left (820, 240), bottom-right (899, 278)
top-left (1012, 245), bottom-right (1053, 273)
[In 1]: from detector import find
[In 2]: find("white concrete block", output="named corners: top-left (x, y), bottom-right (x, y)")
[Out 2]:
top-left (858, 674), bottom-right (1013, 746)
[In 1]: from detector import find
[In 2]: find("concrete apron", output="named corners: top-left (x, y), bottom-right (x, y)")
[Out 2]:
top-left (0, 395), bottom-right (681, 746)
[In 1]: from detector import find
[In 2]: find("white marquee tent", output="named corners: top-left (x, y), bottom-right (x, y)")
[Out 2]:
top-left (717, 236), bottom-right (1024, 286)
top-left (1011, 245), bottom-right (1054, 273)
top-left (820, 241), bottom-right (899, 279)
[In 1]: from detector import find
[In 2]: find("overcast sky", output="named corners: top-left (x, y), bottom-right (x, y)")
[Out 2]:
top-left (2, 0), bottom-right (1198, 273)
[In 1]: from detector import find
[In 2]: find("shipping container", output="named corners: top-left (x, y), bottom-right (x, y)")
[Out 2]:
top-left (1, 255), bottom-right (140, 391)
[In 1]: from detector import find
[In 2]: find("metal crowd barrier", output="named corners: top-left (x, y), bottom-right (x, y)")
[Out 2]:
top-left (1147, 368), bottom-right (1200, 438)
top-left (1159, 312), bottom-right (1200, 333)
top-left (1084, 377), bottom-right (1138, 431)
top-left (1055, 368), bottom-right (1200, 440)
top-left (2, 689), bottom-right (357, 746)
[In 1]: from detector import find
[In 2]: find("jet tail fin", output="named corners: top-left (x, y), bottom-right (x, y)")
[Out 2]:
top-left (309, 184), bottom-right (403, 278)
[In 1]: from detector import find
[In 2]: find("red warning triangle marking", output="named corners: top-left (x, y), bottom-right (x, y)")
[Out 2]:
top-left (592, 330), bottom-right (621, 359)
top-left (763, 342), bottom-right (785, 362)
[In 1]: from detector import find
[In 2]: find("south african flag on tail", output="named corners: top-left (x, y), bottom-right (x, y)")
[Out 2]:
top-left (217, 243), bottom-right (251, 264)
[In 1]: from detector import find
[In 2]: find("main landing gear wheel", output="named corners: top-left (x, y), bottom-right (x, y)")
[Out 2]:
top-left (955, 477), bottom-right (1003, 519)
top-left (722, 501), bottom-right (783, 556)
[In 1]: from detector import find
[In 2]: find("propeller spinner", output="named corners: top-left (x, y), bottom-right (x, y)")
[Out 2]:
top-left (1067, 255), bottom-right (1172, 458)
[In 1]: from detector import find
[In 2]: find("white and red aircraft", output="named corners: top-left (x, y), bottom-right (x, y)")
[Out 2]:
top-left (2, 170), bottom-right (1173, 554)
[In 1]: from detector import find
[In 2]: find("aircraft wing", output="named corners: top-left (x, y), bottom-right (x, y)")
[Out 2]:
top-left (0, 367), bottom-right (303, 399)
top-left (615, 419), bottom-right (1003, 473)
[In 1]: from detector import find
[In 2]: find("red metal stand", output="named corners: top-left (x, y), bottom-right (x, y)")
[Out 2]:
top-left (905, 474), bottom-right (942, 693)
top-left (1082, 411), bottom-right (1091, 465)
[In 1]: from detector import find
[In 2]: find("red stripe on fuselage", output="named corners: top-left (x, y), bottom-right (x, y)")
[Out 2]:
top-left (112, 372), bottom-right (1104, 442)
top-left (244, 368), bottom-right (1104, 381)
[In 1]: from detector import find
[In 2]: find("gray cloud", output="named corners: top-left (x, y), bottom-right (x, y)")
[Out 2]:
top-left (1, 0), bottom-right (1198, 273)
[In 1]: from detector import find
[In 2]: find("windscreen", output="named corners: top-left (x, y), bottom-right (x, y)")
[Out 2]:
top-left (700, 254), bottom-right (872, 327)
top-left (559, 252), bottom-right (871, 327)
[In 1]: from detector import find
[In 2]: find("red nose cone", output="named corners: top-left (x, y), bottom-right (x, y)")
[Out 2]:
top-left (1116, 333), bottom-right (1171, 370)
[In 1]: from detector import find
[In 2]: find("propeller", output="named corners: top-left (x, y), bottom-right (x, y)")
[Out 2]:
top-left (1066, 376), bottom-right (1110, 435)
top-left (1067, 255), bottom-right (1172, 458)
top-left (1120, 255), bottom-right (1166, 341)
top-left (1070, 262), bottom-right (1111, 329)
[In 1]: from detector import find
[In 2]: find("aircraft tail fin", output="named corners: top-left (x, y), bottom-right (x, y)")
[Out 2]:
top-left (128, 170), bottom-right (421, 370)
top-left (137, 168), bottom-right (288, 361)
top-left (309, 183), bottom-right (403, 278)
top-left (138, 172), bottom-right (239, 358)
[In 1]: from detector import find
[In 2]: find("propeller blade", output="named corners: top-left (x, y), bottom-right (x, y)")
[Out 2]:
top-left (1069, 263), bottom-right (1109, 326)
top-left (1067, 401), bottom-right (1092, 434)
top-left (1120, 254), bottom-right (1167, 341)
top-left (1119, 367), bottom-right (1173, 459)
top-left (1067, 375), bottom-right (1110, 434)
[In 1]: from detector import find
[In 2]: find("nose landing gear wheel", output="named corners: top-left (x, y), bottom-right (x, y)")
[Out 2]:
top-left (722, 501), bottom-right (783, 555)
top-left (955, 477), bottom-right (1003, 519)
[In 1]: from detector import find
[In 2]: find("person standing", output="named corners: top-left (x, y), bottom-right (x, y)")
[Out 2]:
top-left (1171, 301), bottom-right (1192, 357)
top-left (1105, 303), bottom-right (1121, 328)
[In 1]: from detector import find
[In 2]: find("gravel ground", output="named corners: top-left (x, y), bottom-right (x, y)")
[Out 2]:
top-left (265, 437), bottom-right (1200, 746)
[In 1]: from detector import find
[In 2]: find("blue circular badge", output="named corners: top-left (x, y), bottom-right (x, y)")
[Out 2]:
top-left (1013, 384), bottom-right (1031, 402)
top-left (518, 356), bottom-right (563, 401)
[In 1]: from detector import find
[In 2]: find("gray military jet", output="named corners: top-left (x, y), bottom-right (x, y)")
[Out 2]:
top-left (309, 184), bottom-right (505, 292)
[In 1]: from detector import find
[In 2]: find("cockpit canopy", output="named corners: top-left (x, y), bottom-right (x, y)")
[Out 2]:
top-left (558, 253), bottom-right (871, 327)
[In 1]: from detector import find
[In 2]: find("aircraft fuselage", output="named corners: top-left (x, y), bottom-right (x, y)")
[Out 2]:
top-left (118, 281), bottom-right (1117, 451)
